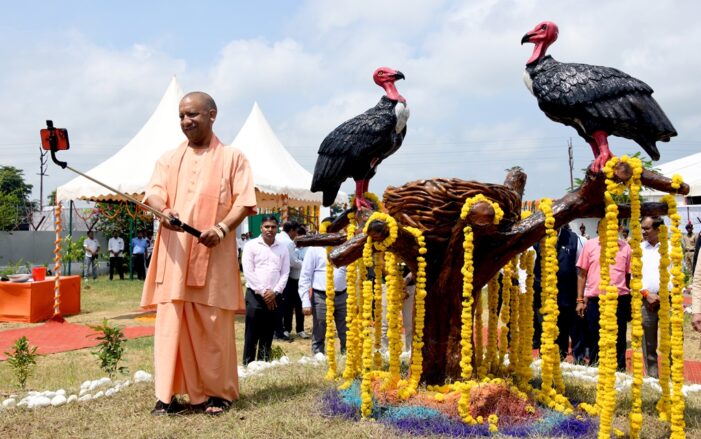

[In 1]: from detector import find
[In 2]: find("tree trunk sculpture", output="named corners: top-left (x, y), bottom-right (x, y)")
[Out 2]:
top-left (296, 163), bottom-right (689, 384)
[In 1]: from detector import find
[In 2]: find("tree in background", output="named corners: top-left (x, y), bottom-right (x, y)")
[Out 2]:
top-left (0, 166), bottom-right (36, 231)
top-left (92, 202), bottom-right (153, 238)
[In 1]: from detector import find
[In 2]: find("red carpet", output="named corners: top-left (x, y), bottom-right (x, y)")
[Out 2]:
top-left (0, 320), bottom-right (154, 361)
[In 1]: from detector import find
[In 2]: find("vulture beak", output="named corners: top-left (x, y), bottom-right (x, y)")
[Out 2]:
top-left (521, 32), bottom-right (533, 45)
top-left (392, 71), bottom-right (405, 80)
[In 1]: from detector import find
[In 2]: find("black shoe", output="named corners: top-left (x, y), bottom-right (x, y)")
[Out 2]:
top-left (151, 398), bottom-right (188, 416)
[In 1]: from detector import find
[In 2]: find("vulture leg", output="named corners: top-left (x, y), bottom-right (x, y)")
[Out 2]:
top-left (354, 180), bottom-right (372, 209)
top-left (591, 130), bottom-right (613, 173)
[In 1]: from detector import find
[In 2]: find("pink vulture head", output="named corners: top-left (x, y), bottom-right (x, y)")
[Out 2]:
top-left (373, 66), bottom-right (406, 103)
top-left (521, 21), bottom-right (559, 64)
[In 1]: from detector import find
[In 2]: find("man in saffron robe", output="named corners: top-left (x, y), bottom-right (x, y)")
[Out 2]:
top-left (141, 91), bottom-right (256, 415)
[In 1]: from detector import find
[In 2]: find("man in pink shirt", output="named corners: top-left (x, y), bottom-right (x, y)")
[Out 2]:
top-left (241, 215), bottom-right (290, 365)
top-left (576, 222), bottom-right (632, 371)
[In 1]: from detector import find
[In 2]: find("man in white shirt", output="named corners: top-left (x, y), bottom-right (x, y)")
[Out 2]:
top-left (640, 216), bottom-right (665, 378)
top-left (276, 221), bottom-right (307, 341)
top-left (241, 215), bottom-right (290, 364)
top-left (83, 230), bottom-right (100, 281)
top-left (108, 231), bottom-right (125, 280)
top-left (298, 245), bottom-right (347, 355)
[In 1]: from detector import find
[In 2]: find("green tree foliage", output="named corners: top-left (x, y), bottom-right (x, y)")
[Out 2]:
top-left (0, 166), bottom-right (36, 230)
top-left (4, 336), bottom-right (38, 389)
top-left (92, 202), bottom-right (152, 238)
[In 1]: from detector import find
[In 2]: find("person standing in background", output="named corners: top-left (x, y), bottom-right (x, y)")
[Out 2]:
top-left (241, 215), bottom-right (290, 364)
top-left (83, 230), bottom-right (100, 281)
top-left (131, 230), bottom-right (148, 280)
top-left (108, 231), bottom-right (125, 280)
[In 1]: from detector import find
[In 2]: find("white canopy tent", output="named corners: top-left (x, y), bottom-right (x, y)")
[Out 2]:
top-left (57, 77), bottom-right (186, 202)
top-left (56, 78), bottom-right (342, 230)
top-left (230, 102), bottom-right (345, 210)
top-left (642, 152), bottom-right (701, 201)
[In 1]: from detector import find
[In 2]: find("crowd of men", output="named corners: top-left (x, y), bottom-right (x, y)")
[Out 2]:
top-left (82, 229), bottom-right (153, 281)
top-left (532, 218), bottom-right (701, 378)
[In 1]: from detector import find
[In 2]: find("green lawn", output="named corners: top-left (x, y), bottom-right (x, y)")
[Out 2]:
top-left (1, 277), bottom-right (701, 438)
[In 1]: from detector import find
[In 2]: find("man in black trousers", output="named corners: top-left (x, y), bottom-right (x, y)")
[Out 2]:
top-left (241, 215), bottom-right (290, 364)
top-left (532, 224), bottom-right (585, 362)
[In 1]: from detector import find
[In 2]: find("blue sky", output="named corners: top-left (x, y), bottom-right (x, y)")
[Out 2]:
top-left (2, 0), bottom-right (700, 204)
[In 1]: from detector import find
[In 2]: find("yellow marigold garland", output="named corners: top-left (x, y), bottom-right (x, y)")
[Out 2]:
top-left (479, 275), bottom-right (500, 377)
top-left (360, 237), bottom-right (376, 417)
top-left (384, 251), bottom-right (402, 385)
top-left (340, 214), bottom-right (360, 387)
top-left (319, 220), bottom-right (337, 380)
top-left (474, 284), bottom-right (484, 375)
top-left (373, 252), bottom-right (385, 369)
top-left (662, 193), bottom-right (687, 438)
top-left (595, 157), bottom-right (625, 438)
top-left (656, 223), bottom-right (672, 421)
top-left (459, 220), bottom-right (476, 380)
top-left (517, 250), bottom-right (536, 390)
top-left (499, 259), bottom-right (513, 371)
top-left (398, 226), bottom-right (428, 399)
top-left (536, 198), bottom-right (571, 413)
top-left (621, 156), bottom-right (644, 438)
top-left (509, 255), bottom-right (522, 377)
top-left (363, 211), bottom-right (398, 251)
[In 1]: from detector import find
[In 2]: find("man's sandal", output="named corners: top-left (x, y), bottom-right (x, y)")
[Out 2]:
top-left (150, 398), bottom-right (188, 416)
top-left (204, 396), bottom-right (232, 416)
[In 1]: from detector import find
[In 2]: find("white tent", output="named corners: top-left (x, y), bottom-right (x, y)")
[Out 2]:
top-left (56, 78), bottom-right (342, 224)
top-left (230, 102), bottom-right (345, 209)
top-left (642, 152), bottom-right (701, 201)
top-left (57, 77), bottom-right (185, 202)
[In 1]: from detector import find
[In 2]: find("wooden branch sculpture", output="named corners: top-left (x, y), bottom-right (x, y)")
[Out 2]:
top-left (296, 164), bottom-right (689, 383)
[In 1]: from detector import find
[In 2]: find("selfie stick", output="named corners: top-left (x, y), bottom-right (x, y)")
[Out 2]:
top-left (44, 121), bottom-right (201, 238)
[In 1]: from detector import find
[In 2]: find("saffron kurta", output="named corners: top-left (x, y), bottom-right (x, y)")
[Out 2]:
top-left (141, 136), bottom-right (256, 311)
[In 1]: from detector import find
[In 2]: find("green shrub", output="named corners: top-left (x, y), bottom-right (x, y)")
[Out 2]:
top-left (4, 336), bottom-right (38, 389)
top-left (88, 319), bottom-right (128, 378)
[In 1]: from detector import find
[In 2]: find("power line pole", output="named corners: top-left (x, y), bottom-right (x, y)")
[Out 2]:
top-left (568, 138), bottom-right (574, 191)
top-left (38, 146), bottom-right (49, 211)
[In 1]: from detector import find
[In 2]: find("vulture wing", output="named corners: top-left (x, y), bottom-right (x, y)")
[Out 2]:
top-left (311, 96), bottom-right (398, 206)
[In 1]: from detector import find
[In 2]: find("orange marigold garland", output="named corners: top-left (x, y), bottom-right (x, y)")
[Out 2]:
top-left (656, 223), bottom-right (672, 421)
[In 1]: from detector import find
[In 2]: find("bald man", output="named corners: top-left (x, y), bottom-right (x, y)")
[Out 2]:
top-left (142, 92), bottom-right (256, 415)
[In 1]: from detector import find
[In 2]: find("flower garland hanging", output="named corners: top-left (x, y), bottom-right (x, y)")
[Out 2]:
top-left (373, 252), bottom-right (385, 369)
top-left (536, 198), bottom-right (571, 413)
top-left (509, 255), bottom-right (522, 378)
top-left (618, 156), bottom-right (644, 438)
top-left (319, 220), bottom-right (338, 380)
top-left (473, 282), bottom-right (484, 375)
top-left (478, 275), bottom-right (500, 377)
top-left (662, 192), bottom-right (687, 438)
top-left (398, 226), bottom-right (428, 400)
top-left (384, 251), bottom-right (402, 385)
top-left (499, 259), bottom-right (513, 371)
top-left (517, 249), bottom-right (536, 390)
top-left (340, 214), bottom-right (360, 387)
top-left (360, 236), bottom-right (376, 417)
top-left (458, 194), bottom-right (504, 381)
top-left (593, 157), bottom-right (627, 438)
top-left (656, 223), bottom-right (672, 421)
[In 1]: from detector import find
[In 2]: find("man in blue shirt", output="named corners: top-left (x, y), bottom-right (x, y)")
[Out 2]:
top-left (131, 230), bottom-right (148, 280)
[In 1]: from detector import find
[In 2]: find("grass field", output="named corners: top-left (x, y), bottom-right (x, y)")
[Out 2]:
top-left (1, 278), bottom-right (701, 438)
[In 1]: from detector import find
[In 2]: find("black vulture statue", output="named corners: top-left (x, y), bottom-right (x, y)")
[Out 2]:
top-left (522, 21), bottom-right (676, 172)
top-left (311, 67), bottom-right (409, 209)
